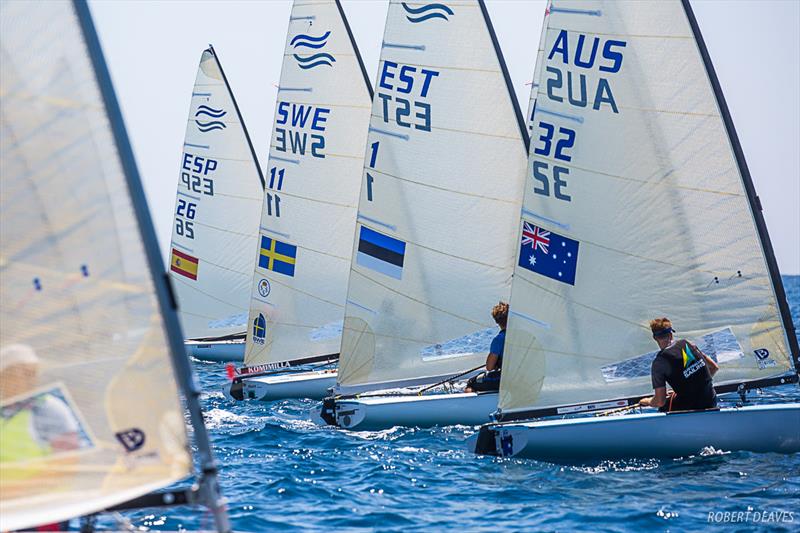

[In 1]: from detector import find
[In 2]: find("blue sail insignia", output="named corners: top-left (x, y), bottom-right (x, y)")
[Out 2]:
top-left (194, 105), bottom-right (227, 132)
top-left (401, 2), bottom-right (453, 23)
top-left (291, 31), bottom-right (336, 69)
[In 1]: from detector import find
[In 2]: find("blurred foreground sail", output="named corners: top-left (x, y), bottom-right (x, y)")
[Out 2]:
top-left (171, 47), bottom-right (265, 362)
top-left (0, 1), bottom-right (229, 530)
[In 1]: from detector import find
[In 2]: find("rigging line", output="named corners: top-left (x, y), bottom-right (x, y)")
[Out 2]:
top-left (529, 155), bottom-right (745, 198)
top-left (516, 274), bottom-right (647, 330)
top-left (252, 272), bottom-right (346, 309)
top-left (203, 191), bottom-right (263, 202)
top-left (358, 221), bottom-right (516, 271)
top-left (363, 165), bottom-right (520, 205)
top-left (171, 276), bottom-right (246, 311)
top-left (267, 147), bottom-right (366, 163)
top-left (187, 219), bottom-right (261, 238)
top-left (351, 268), bottom-right (491, 328)
top-left (175, 251), bottom-right (252, 277)
top-left (545, 27), bottom-right (694, 40)
top-left (257, 185), bottom-right (358, 210)
top-left (266, 99), bottom-right (371, 111)
top-left (367, 112), bottom-right (522, 143)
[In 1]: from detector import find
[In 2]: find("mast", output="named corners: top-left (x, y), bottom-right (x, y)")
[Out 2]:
top-left (681, 0), bottom-right (799, 373)
top-left (478, 0), bottom-right (530, 152)
top-left (209, 43), bottom-right (266, 190)
top-left (335, 0), bottom-right (374, 100)
top-left (72, 1), bottom-right (230, 530)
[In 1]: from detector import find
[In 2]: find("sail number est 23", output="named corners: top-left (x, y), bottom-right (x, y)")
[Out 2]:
top-left (531, 30), bottom-right (626, 202)
top-left (365, 61), bottom-right (441, 202)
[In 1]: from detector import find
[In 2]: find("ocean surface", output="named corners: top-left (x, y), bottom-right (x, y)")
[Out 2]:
top-left (113, 276), bottom-right (799, 532)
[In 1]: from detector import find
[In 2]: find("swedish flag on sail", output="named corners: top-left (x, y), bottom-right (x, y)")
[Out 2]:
top-left (259, 235), bottom-right (296, 277)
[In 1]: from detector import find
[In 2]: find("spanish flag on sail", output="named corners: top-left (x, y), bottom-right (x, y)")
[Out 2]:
top-left (171, 248), bottom-right (199, 280)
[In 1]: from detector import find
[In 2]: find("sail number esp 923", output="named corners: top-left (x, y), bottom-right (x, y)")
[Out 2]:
top-left (175, 152), bottom-right (217, 239)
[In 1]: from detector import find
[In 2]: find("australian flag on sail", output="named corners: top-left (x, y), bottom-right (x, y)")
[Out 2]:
top-left (518, 222), bottom-right (579, 285)
top-left (357, 226), bottom-right (406, 280)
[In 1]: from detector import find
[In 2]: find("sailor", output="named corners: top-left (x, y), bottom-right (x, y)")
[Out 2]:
top-left (0, 344), bottom-right (82, 463)
top-left (639, 317), bottom-right (719, 412)
top-left (465, 301), bottom-right (508, 393)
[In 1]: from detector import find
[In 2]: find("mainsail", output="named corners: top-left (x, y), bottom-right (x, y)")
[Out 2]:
top-left (0, 1), bottom-right (226, 530)
top-left (335, 0), bottom-right (529, 393)
top-left (498, 0), bottom-right (799, 417)
top-left (242, 0), bottom-right (373, 371)
top-left (169, 46), bottom-right (264, 340)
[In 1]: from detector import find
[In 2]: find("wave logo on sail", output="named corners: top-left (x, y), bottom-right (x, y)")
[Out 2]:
top-left (291, 31), bottom-right (336, 69)
top-left (194, 104), bottom-right (227, 132)
top-left (401, 2), bottom-right (453, 23)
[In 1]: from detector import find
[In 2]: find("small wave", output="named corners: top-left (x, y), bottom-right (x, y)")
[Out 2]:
top-left (401, 2), bottom-right (453, 23)
top-left (293, 52), bottom-right (336, 70)
top-left (290, 31), bottom-right (331, 47)
top-left (195, 105), bottom-right (226, 118)
top-left (195, 120), bottom-right (227, 132)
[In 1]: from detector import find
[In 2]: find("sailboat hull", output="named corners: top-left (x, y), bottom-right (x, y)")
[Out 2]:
top-left (325, 392), bottom-right (498, 431)
top-left (232, 370), bottom-right (338, 401)
top-left (186, 339), bottom-right (245, 362)
top-left (470, 403), bottom-right (800, 461)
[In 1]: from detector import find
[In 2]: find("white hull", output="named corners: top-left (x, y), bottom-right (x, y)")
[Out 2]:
top-left (186, 339), bottom-right (244, 362)
top-left (469, 403), bottom-right (800, 461)
top-left (227, 370), bottom-right (337, 401)
top-left (325, 392), bottom-right (498, 431)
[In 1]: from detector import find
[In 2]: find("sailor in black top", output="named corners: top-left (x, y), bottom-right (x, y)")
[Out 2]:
top-left (639, 317), bottom-right (719, 412)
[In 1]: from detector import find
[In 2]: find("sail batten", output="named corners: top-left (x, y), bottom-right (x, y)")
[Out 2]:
top-left (243, 0), bottom-right (373, 369)
top-left (498, 0), bottom-right (797, 416)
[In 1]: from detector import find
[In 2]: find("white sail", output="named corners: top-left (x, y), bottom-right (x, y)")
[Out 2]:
top-left (0, 1), bottom-right (198, 529)
top-left (335, 0), bottom-right (529, 393)
top-left (242, 0), bottom-right (373, 370)
top-left (499, 0), bottom-right (797, 415)
top-left (169, 47), bottom-right (264, 340)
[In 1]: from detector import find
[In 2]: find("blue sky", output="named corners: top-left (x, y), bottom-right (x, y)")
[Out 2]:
top-left (90, 0), bottom-right (799, 274)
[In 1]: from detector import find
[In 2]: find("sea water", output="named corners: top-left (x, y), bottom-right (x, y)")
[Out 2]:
top-left (111, 276), bottom-right (800, 531)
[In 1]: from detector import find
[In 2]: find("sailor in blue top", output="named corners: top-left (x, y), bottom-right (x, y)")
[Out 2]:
top-left (465, 301), bottom-right (508, 393)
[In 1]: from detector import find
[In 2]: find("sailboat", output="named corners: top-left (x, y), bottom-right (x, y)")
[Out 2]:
top-left (0, 1), bottom-right (229, 530)
top-left (227, 0), bottom-right (373, 401)
top-left (170, 46), bottom-right (265, 363)
top-left (470, 0), bottom-right (800, 461)
top-left (316, 0), bottom-right (530, 430)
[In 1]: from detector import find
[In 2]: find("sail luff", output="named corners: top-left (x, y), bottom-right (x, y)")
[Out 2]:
top-left (209, 44), bottom-right (266, 190)
top-left (680, 0), bottom-right (799, 373)
top-left (71, 1), bottom-right (229, 529)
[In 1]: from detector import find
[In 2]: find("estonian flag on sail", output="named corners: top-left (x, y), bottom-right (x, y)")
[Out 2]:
top-left (518, 222), bottom-right (579, 285)
top-left (356, 226), bottom-right (405, 280)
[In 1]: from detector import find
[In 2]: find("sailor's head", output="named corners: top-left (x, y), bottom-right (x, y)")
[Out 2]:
top-left (492, 301), bottom-right (509, 330)
top-left (0, 344), bottom-right (40, 401)
top-left (649, 317), bottom-right (675, 348)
